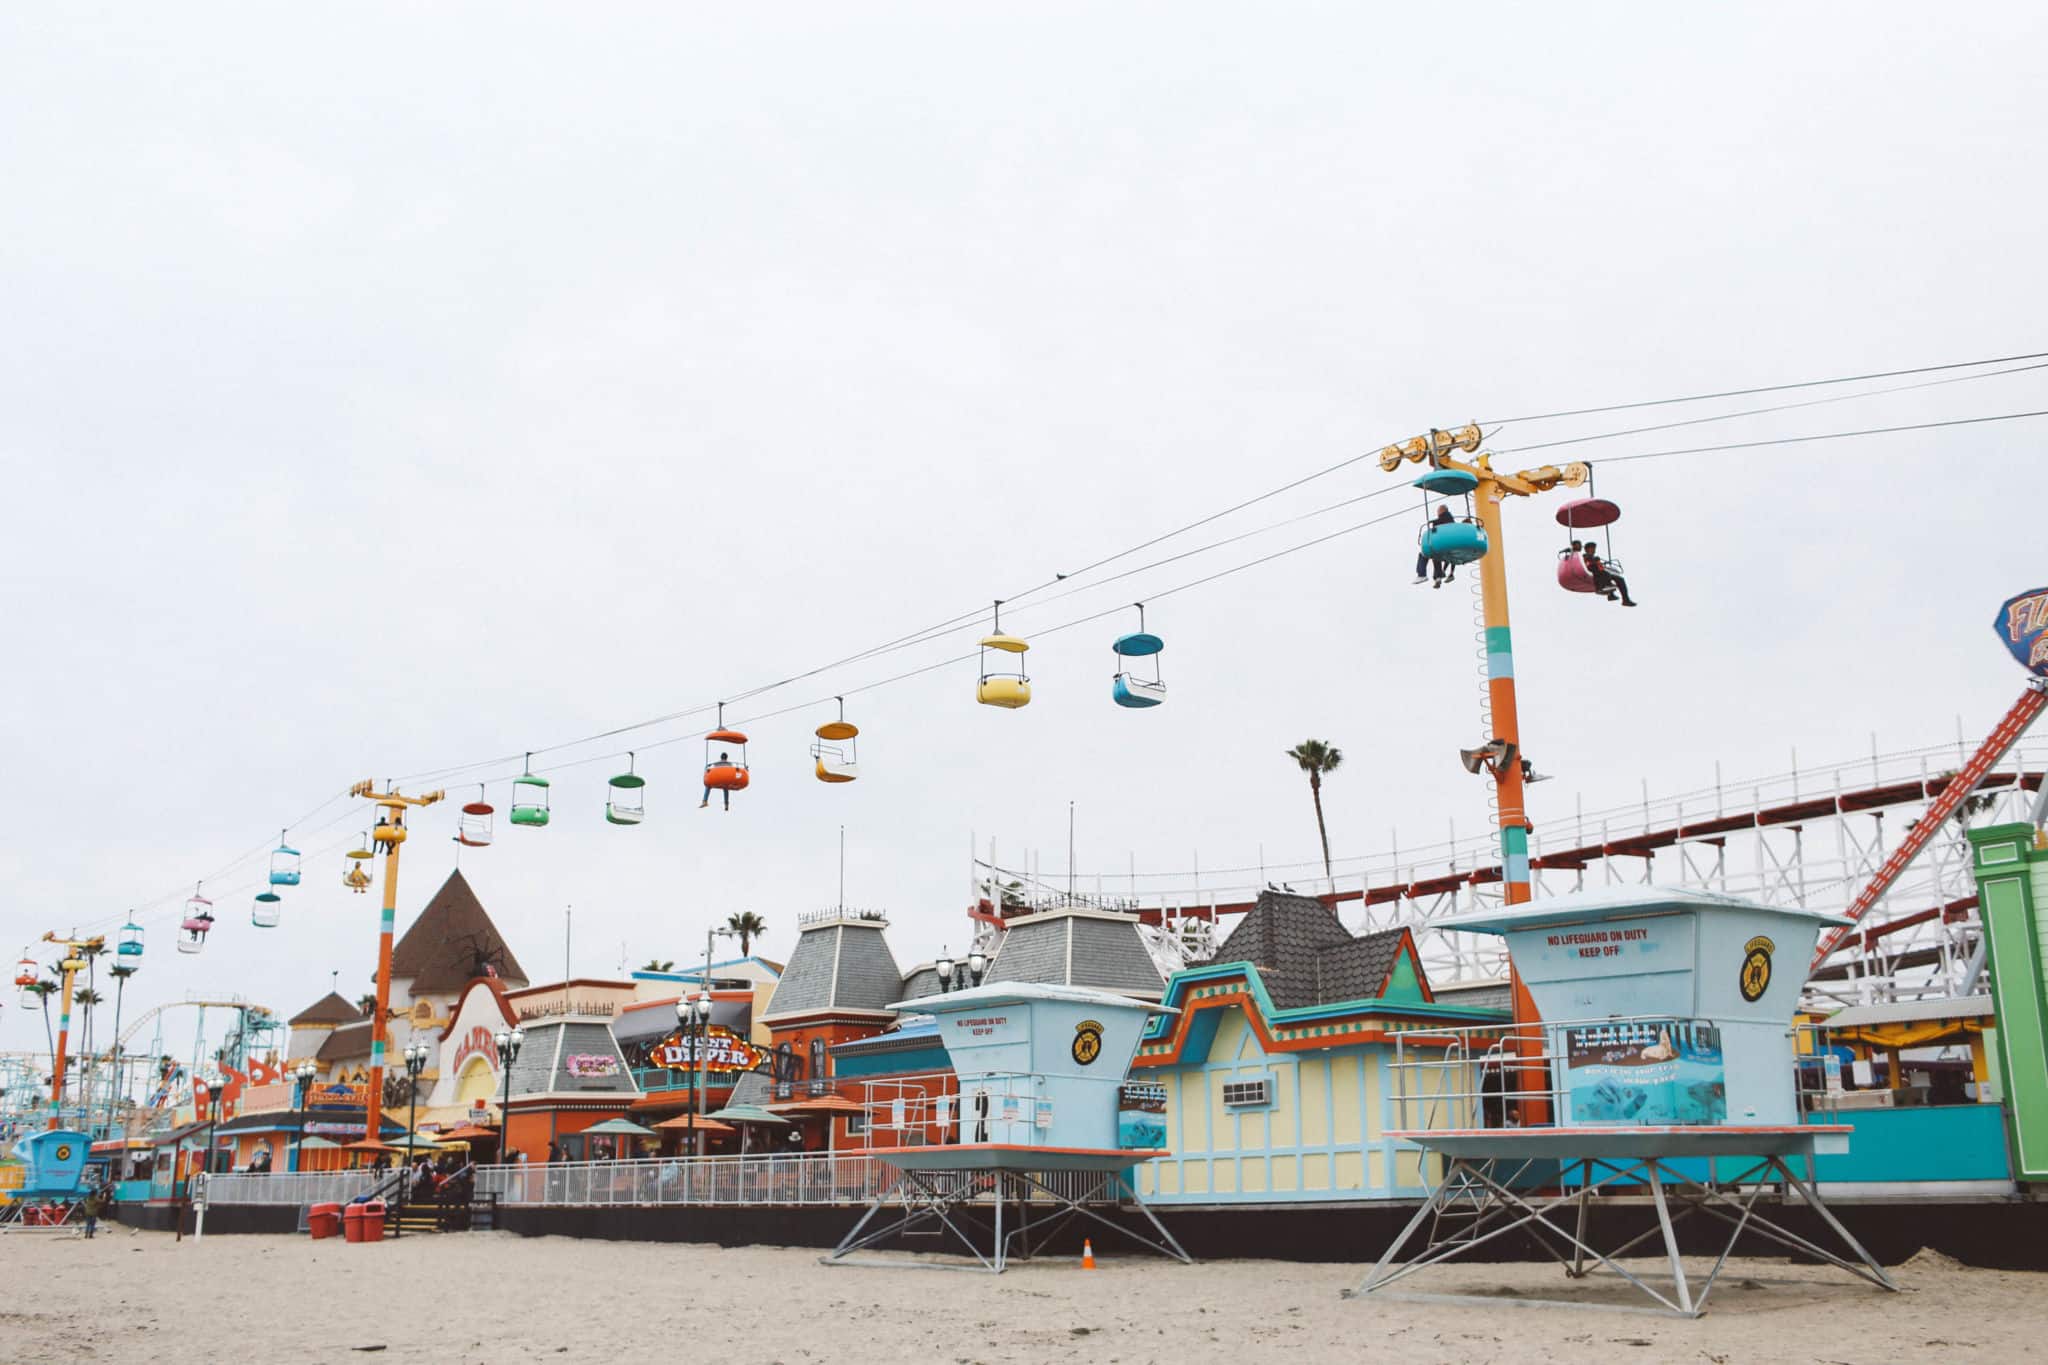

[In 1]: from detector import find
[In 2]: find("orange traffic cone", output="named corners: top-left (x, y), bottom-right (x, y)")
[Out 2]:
top-left (1081, 1238), bottom-right (1096, 1269)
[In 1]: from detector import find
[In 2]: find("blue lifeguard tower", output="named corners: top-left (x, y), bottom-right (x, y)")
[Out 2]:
top-left (826, 982), bottom-right (1190, 1273)
top-left (1349, 887), bottom-right (1898, 1316)
top-left (0, 1128), bottom-right (91, 1233)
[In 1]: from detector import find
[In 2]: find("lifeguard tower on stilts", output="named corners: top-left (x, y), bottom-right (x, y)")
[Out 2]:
top-left (826, 983), bottom-right (1191, 1273)
top-left (1348, 888), bottom-right (1897, 1317)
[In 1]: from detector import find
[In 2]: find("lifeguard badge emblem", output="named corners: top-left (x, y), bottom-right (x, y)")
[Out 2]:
top-left (1072, 1019), bottom-right (1104, 1066)
top-left (1739, 936), bottom-right (1774, 1003)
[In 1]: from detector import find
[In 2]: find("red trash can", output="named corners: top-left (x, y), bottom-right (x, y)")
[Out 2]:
top-left (309, 1202), bottom-right (342, 1239)
top-left (360, 1199), bottom-right (387, 1243)
top-left (342, 1202), bottom-right (365, 1243)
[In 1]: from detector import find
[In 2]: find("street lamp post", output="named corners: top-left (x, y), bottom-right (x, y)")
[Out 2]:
top-left (290, 1061), bottom-right (318, 1173)
top-left (494, 1027), bottom-right (525, 1162)
top-left (677, 994), bottom-right (714, 1158)
top-left (183, 1071), bottom-right (225, 1242)
top-left (399, 1041), bottom-right (429, 1227)
top-left (693, 927), bottom-right (736, 1157)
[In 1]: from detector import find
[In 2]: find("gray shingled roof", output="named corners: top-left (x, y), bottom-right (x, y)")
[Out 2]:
top-left (763, 918), bottom-right (904, 1018)
top-left (898, 965), bottom-right (943, 1001)
top-left (1214, 890), bottom-right (1416, 1010)
top-left (985, 911), bottom-right (1164, 998)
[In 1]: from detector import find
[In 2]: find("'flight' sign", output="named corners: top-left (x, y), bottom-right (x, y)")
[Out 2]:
top-left (1996, 587), bottom-right (2048, 677)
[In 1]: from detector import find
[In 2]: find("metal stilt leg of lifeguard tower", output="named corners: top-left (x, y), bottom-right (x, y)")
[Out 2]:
top-left (1348, 1141), bottom-right (1896, 1318)
top-left (826, 1159), bottom-right (1191, 1274)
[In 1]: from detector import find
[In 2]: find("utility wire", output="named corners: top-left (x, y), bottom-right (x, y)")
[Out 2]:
top-left (1482, 348), bottom-right (2048, 425)
top-left (1600, 408), bottom-right (2048, 464)
top-left (1499, 357), bottom-right (2048, 456)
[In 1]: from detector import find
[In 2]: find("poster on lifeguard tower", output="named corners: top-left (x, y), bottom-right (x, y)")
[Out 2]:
top-left (1564, 1019), bottom-right (1726, 1125)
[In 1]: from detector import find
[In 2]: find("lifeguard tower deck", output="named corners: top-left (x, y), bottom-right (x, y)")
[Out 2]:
top-left (825, 982), bottom-right (1191, 1273)
top-left (1347, 887), bottom-right (1899, 1317)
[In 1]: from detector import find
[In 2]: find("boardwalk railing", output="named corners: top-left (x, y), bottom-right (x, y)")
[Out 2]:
top-left (194, 1170), bottom-right (382, 1207)
top-left (476, 1154), bottom-right (891, 1208)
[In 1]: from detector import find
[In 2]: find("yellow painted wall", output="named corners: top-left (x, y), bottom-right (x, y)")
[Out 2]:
top-left (1143, 1002), bottom-right (1451, 1204)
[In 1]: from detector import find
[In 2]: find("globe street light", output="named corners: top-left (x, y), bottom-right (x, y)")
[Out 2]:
top-left (494, 1027), bottom-right (525, 1163)
top-left (290, 1060), bottom-right (319, 1173)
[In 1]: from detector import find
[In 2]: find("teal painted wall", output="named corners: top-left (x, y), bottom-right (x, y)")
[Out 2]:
top-left (1803, 1105), bottom-right (2011, 1184)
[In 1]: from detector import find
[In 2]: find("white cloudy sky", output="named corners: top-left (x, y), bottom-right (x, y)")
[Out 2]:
top-left (2, 4), bottom-right (2038, 1057)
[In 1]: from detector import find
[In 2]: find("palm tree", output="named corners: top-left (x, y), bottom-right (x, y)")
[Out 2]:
top-left (1286, 739), bottom-right (1345, 888)
top-left (642, 959), bottom-right (675, 972)
top-left (725, 912), bottom-right (768, 957)
top-left (74, 988), bottom-right (103, 1089)
top-left (356, 993), bottom-right (379, 1018)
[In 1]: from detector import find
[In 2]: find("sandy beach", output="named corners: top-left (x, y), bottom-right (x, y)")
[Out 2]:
top-left (2, 1227), bottom-right (2036, 1365)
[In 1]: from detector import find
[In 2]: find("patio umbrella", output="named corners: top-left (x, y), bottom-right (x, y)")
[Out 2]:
top-left (652, 1114), bottom-right (735, 1134)
top-left (705, 1104), bottom-right (791, 1125)
top-left (582, 1117), bottom-right (658, 1138)
top-left (767, 1094), bottom-right (868, 1155)
top-left (298, 1136), bottom-right (341, 1150)
top-left (706, 1103), bottom-right (792, 1156)
top-left (438, 1124), bottom-right (499, 1142)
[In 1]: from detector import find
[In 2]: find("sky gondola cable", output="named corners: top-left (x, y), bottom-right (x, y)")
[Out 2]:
top-left (1480, 347), bottom-right (2048, 425)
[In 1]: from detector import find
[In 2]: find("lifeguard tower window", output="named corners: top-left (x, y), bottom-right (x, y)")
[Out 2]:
top-left (1222, 1079), bottom-right (1271, 1107)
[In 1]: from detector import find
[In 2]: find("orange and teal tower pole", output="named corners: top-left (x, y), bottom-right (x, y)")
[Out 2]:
top-left (1382, 427), bottom-right (1589, 1108)
top-left (349, 780), bottom-right (442, 1154)
top-left (41, 933), bottom-right (104, 1128)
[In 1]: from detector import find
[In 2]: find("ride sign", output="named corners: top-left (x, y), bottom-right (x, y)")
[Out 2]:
top-left (646, 1025), bottom-right (765, 1074)
top-left (1996, 586), bottom-right (2048, 677)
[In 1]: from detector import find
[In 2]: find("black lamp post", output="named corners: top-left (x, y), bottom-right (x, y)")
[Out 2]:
top-left (681, 994), bottom-right (714, 1157)
top-left (290, 1060), bottom-right (318, 1173)
top-left (494, 1026), bottom-right (525, 1162)
top-left (399, 1041), bottom-right (430, 1223)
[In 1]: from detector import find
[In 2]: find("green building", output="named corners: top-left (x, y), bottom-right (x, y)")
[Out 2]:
top-left (1970, 821), bottom-right (2048, 1181)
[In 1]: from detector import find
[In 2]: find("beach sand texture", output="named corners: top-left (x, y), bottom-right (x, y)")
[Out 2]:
top-left (0, 1230), bottom-right (2032, 1364)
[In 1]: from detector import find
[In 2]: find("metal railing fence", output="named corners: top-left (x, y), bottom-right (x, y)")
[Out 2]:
top-left (193, 1169), bottom-right (382, 1207)
top-left (473, 1154), bottom-right (1125, 1209)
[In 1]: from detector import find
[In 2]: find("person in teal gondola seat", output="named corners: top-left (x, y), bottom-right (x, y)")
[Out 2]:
top-left (1413, 505), bottom-right (1456, 588)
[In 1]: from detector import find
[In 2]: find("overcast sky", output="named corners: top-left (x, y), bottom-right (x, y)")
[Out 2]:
top-left (2, 5), bottom-right (2040, 1059)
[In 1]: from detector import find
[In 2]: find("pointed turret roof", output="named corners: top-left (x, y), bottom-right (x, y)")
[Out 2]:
top-left (1215, 889), bottom-right (1424, 1010)
top-left (389, 868), bottom-right (529, 993)
top-left (289, 991), bottom-right (363, 1027)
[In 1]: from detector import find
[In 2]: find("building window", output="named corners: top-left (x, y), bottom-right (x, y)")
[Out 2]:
top-left (1222, 1078), bottom-right (1271, 1108)
top-left (809, 1038), bottom-right (826, 1095)
top-left (845, 1112), bottom-right (867, 1136)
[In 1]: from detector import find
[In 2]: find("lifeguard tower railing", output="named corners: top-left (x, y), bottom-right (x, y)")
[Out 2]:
top-left (850, 1072), bottom-right (1116, 1203)
top-left (1387, 1016), bottom-right (1840, 1137)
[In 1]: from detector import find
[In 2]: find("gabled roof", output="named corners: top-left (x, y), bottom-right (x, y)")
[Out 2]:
top-left (289, 992), bottom-right (363, 1027)
top-left (389, 868), bottom-right (529, 993)
top-left (762, 917), bottom-right (903, 1019)
top-left (984, 909), bottom-right (1165, 998)
top-left (1214, 890), bottom-right (1425, 1010)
